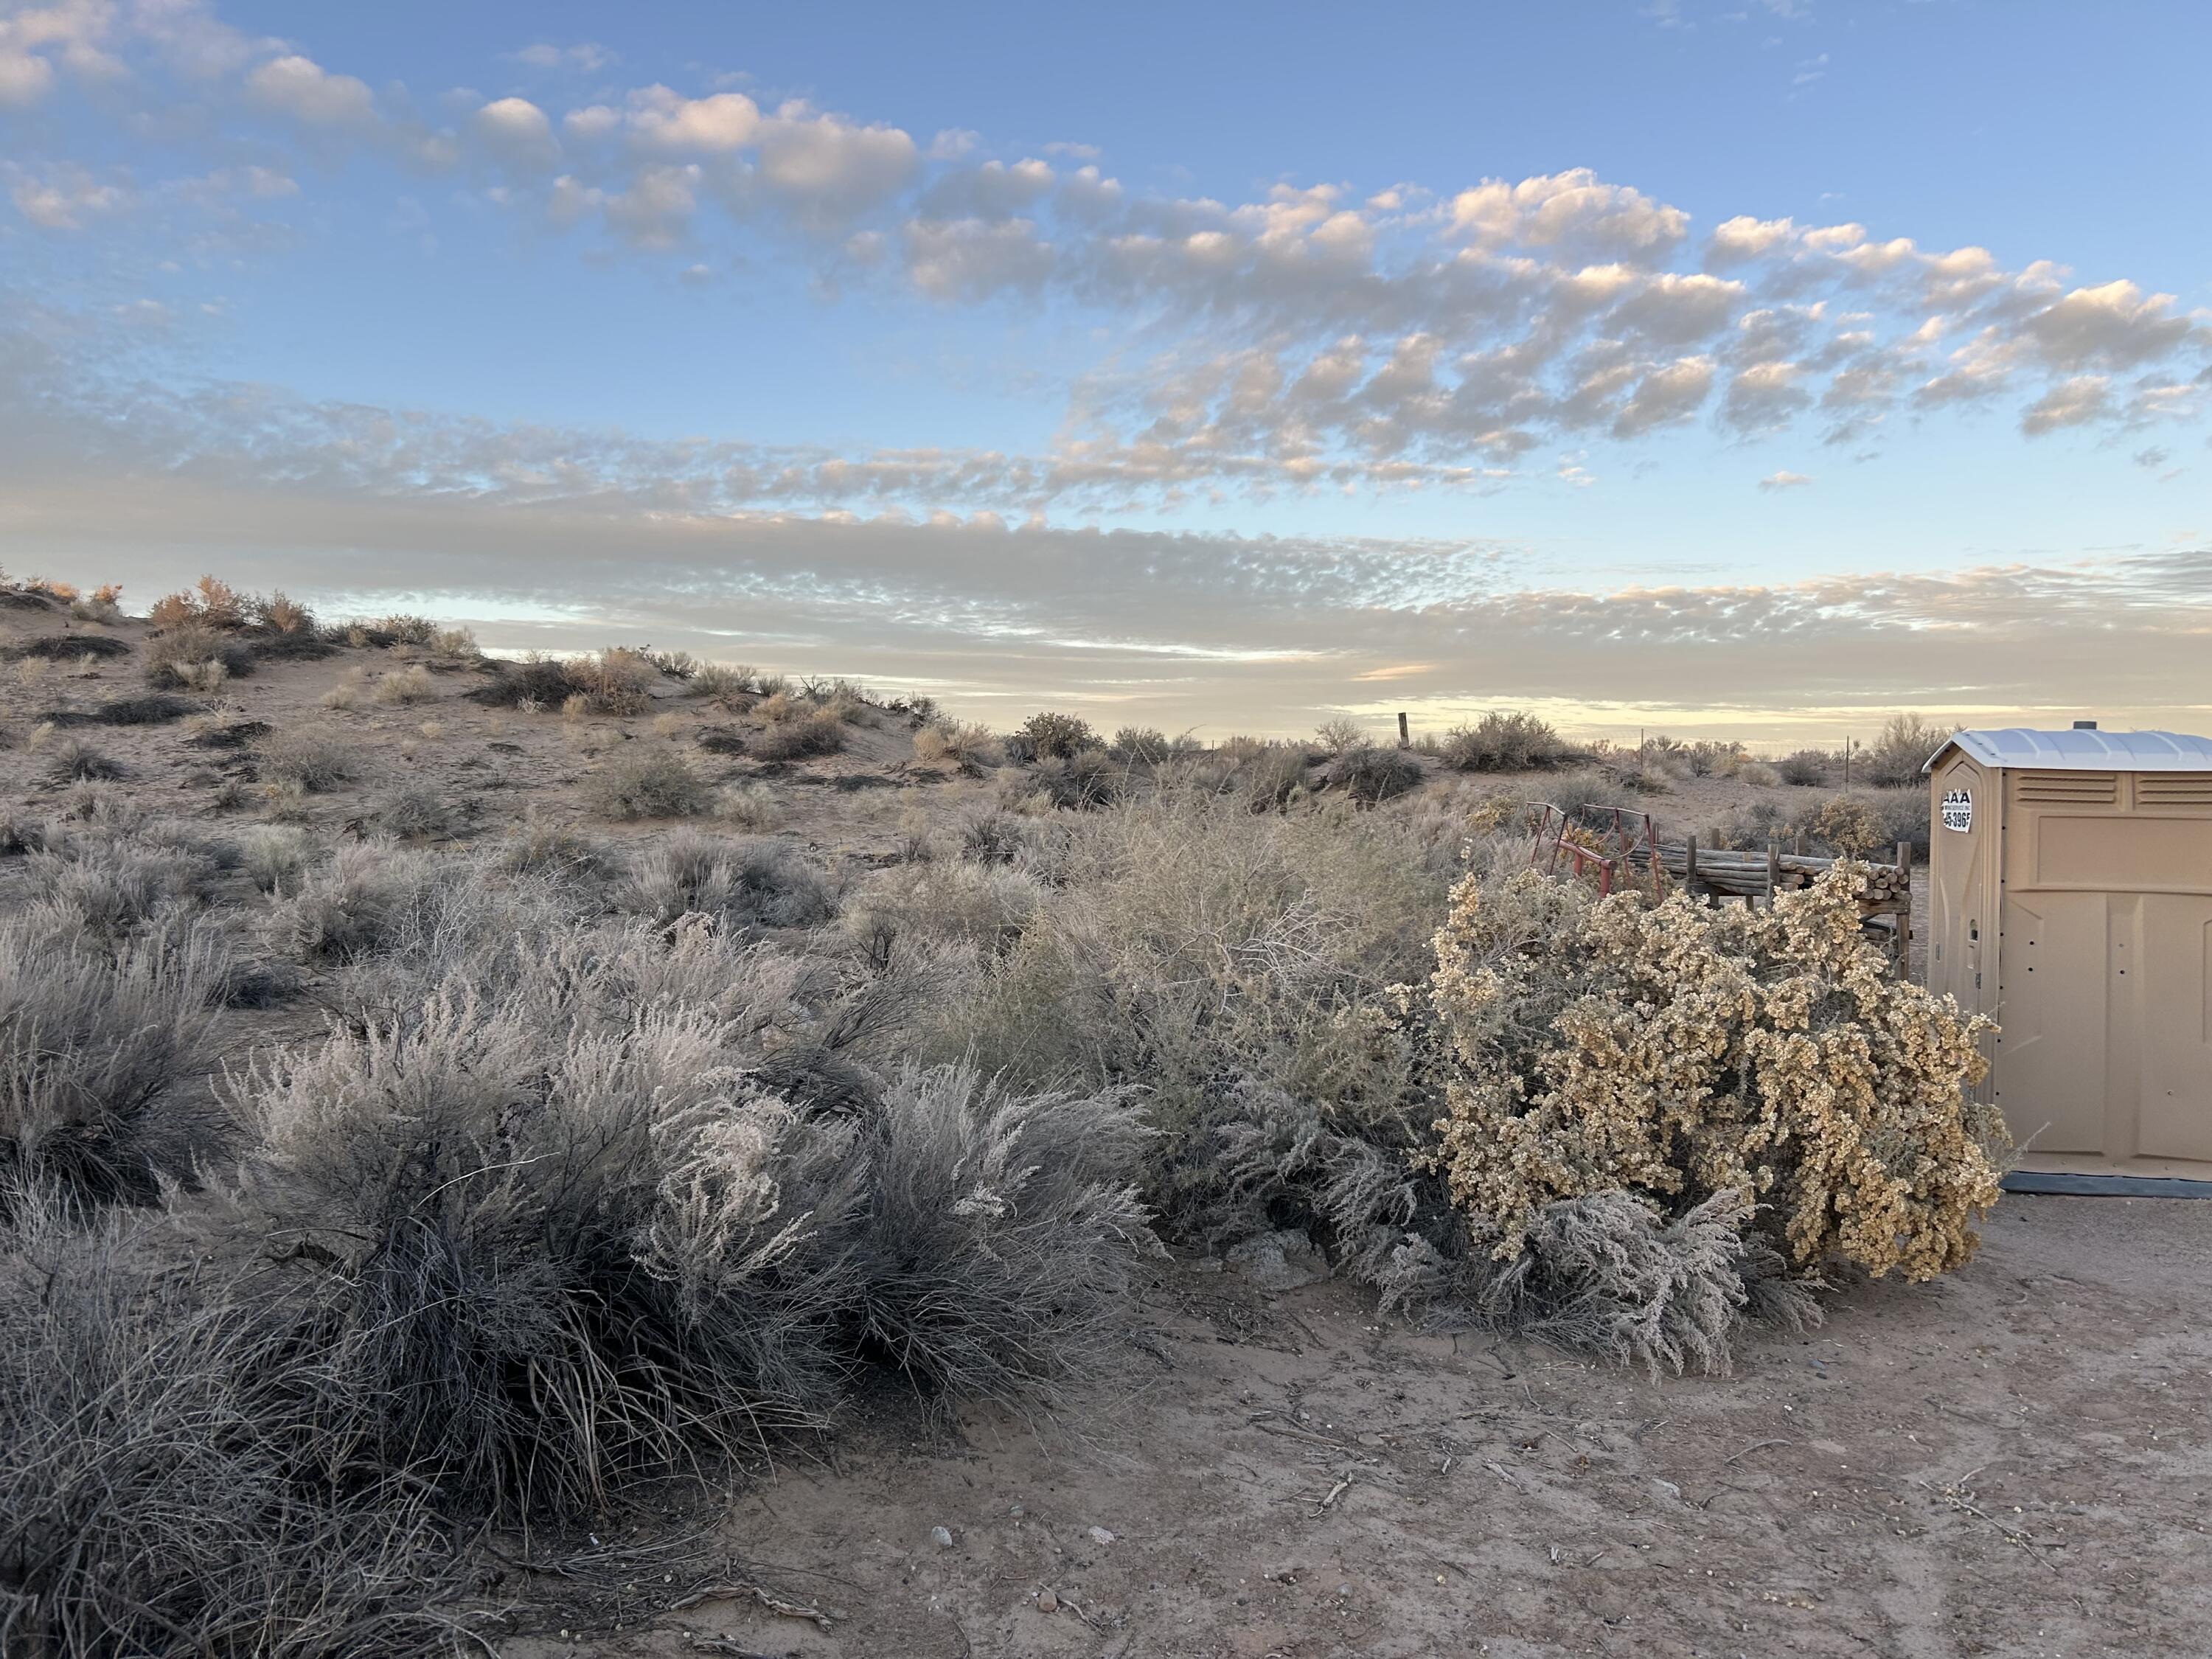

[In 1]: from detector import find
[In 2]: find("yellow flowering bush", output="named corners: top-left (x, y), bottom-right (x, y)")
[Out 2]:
top-left (1418, 863), bottom-right (2005, 1281)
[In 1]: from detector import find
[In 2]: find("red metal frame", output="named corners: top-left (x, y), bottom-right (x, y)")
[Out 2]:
top-left (1526, 802), bottom-right (1666, 897)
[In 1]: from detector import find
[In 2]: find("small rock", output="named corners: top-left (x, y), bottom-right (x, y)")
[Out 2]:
top-left (1007, 1503), bottom-right (1025, 1517)
top-left (1223, 1228), bottom-right (1329, 1290)
top-left (930, 1526), bottom-right (954, 1548)
top-left (1088, 1526), bottom-right (1116, 1545)
top-left (1036, 1588), bottom-right (1059, 1613)
top-left (1652, 1478), bottom-right (1682, 1503)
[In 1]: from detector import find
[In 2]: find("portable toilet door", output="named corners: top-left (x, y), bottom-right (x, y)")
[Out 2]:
top-left (1925, 728), bottom-right (2212, 1180)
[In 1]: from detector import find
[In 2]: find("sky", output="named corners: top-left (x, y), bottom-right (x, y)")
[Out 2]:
top-left (1, 0), bottom-right (2208, 744)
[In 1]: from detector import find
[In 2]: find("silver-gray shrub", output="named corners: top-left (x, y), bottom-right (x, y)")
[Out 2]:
top-left (0, 1185), bottom-right (455, 1657)
top-left (0, 925), bottom-right (223, 1204)
top-left (617, 830), bottom-right (837, 928)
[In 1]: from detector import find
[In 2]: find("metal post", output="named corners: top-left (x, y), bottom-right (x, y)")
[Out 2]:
top-left (1685, 832), bottom-right (1700, 904)
top-left (1766, 840), bottom-right (1781, 908)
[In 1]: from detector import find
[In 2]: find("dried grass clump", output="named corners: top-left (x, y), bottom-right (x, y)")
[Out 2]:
top-left (143, 622), bottom-right (257, 689)
top-left (914, 718), bottom-right (1001, 770)
top-left (844, 1062), bottom-right (1155, 1407)
top-left (1326, 743), bottom-right (1424, 804)
top-left (0, 928), bottom-right (223, 1203)
top-left (568, 647), bottom-right (660, 715)
top-left (1026, 747), bottom-right (1121, 810)
top-left (375, 783), bottom-right (459, 841)
top-left (751, 709), bottom-right (846, 762)
top-left (1439, 711), bottom-right (1573, 772)
top-left (585, 744), bottom-right (714, 820)
top-left (1418, 865), bottom-right (2005, 1282)
top-left (372, 664), bottom-right (436, 706)
top-left (44, 737), bottom-right (124, 785)
top-left (0, 1192), bottom-right (456, 1657)
top-left (257, 728), bottom-right (361, 793)
top-left (619, 831), bottom-right (837, 928)
top-left (466, 655), bottom-right (574, 709)
top-left (688, 661), bottom-right (758, 704)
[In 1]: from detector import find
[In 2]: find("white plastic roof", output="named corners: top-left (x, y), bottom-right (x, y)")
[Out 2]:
top-left (1923, 728), bottom-right (2212, 774)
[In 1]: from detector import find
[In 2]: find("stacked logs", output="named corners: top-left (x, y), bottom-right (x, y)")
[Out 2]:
top-left (1652, 841), bottom-right (1910, 908)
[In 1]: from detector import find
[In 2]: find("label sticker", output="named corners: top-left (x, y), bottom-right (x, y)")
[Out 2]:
top-left (1941, 788), bottom-right (1972, 833)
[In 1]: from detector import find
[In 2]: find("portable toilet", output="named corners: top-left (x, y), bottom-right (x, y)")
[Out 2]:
top-left (1923, 728), bottom-right (2212, 1184)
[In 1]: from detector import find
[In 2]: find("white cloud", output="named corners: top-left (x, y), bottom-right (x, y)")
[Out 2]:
top-left (2020, 279), bottom-right (2194, 371)
top-left (754, 102), bottom-right (917, 223)
top-left (1448, 169), bottom-right (1689, 263)
top-left (904, 216), bottom-right (1054, 300)
top-left (2020, 375), bottom-right (2111, 436)
top-left (246, 53), bottom-right (376, 126)
top-left (1759, 469), bottom-right (1812, 490)
top-left (473, 96), bottom-right (559, 166)
top-left (7, 162), bottom-right (128, 229)
top-left (626, 86), bottom-right (761, 152)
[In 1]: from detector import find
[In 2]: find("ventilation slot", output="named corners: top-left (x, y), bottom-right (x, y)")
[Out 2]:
top-left (2137, 773), bottom-right (2212, 807)
top-left (2015, 771), bottom-right (2118, 805)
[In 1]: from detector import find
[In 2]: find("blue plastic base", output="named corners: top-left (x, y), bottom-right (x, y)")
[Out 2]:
top-left (2003, 1171), bottom-right (2212, 1199)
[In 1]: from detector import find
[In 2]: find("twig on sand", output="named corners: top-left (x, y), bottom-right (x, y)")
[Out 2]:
top-left (1722, 1438), bottom-right (1792, 1466)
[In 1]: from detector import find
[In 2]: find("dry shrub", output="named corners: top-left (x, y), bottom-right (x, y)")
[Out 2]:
top-left (1313, 717), bottom-right (1366, 754)
top-left (586, 745), bottom-right (713, 819)
top-left (0, 1191), bottom-right (456, 1658)
top-left (1026, 747), bottom-right (1121, 810)
top-left (44, 737), bottom-right (124, 785)
top-left (689, 661), bottom-right (757, 704)
top-left (1805, 792), bottom-right (1885, 855)
top-left (258, 729), bottom-right (360, 793)
top-left (467, 655), bottom-right (573, 709)
top-left (931, 792), bottom-right (1463, 1217)
top-left (844, 860), bottom-right (1043, 963)
top-left (1440, 711), bottom-right (1573, 772)
top-left (1326, 743), bottom-right (1424, 803)
top-left (1861, 712), bottom-right (1951, 788)
top-left (618, 830), bottom-right (836, 928)
top-left (751, 709), bottom-right (846, 762)
top-left (1418, 865), bottom-right (2005, 1282)
top-left (253, 590), bottom-right (314, 634)
top-left (1778, 748), bottom-right (1829, 786)
top-left (7, 633), bottom-right (131, 663)
top-left (375, 783), bottom-right (458, 841)
top-left (144, 622), bottom-right (256, 689)
top-left (1017, 710), bottom-right (1096, 760)
top-left (568, 647), bottom-right (659, 714)
top-left (713, 782), bottom-right (778, 830)
top-left (372, 664), bottom-right (436, 706)
top-left (843, 1062), bottom-right (1154, 1407)
top-left (914, 718), bottom-right (1001, 770)
top-left (0, 927), bottom-right (223, 1203)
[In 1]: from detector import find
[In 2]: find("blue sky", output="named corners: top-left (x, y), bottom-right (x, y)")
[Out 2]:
top-left (2, 0), bottom-right (2207, 740)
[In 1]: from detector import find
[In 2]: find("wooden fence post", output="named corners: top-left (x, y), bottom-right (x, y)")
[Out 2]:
top-left (1397, 712), bottom-right (1410, 750)
top-left (1684, 832), bottom-right (1700, 903)
top-left (1766, 841), bottom-right (1781, 908)
top-left (1895, 839), bottom-right (1913, 976)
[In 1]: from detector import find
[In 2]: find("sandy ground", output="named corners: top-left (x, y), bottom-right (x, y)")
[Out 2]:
top-left (476, 1195), bottom-right (2211, 1659)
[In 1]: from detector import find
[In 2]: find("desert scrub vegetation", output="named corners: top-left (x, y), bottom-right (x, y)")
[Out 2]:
top-left (0, 727), bottom-right (2011, 1634)
top-left (751, 706), bottom-right (847, 762)
top-left (256, 728), bottom-right (361, 793)
top-left (1439, 710), bottom-right (1575, 772)
top-left (585, 743), bottom-right (714, 819)
top-left (1418, 863), bottom-right (2004, 1282)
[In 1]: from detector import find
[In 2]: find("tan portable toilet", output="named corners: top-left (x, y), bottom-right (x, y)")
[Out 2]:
top-left (1924, 728), bottom-right (2212, 1183)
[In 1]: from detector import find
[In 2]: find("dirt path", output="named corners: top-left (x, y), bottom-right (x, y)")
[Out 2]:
top-left (520, 1197), bottom-right (2209, 1659)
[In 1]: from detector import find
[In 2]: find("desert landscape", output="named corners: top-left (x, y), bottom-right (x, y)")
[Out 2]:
top-left (4, 580), bottom-right (2203, 1658)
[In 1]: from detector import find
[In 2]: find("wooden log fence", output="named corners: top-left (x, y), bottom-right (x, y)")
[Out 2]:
top-left (1528, 801), bottom-right (1916, 972)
